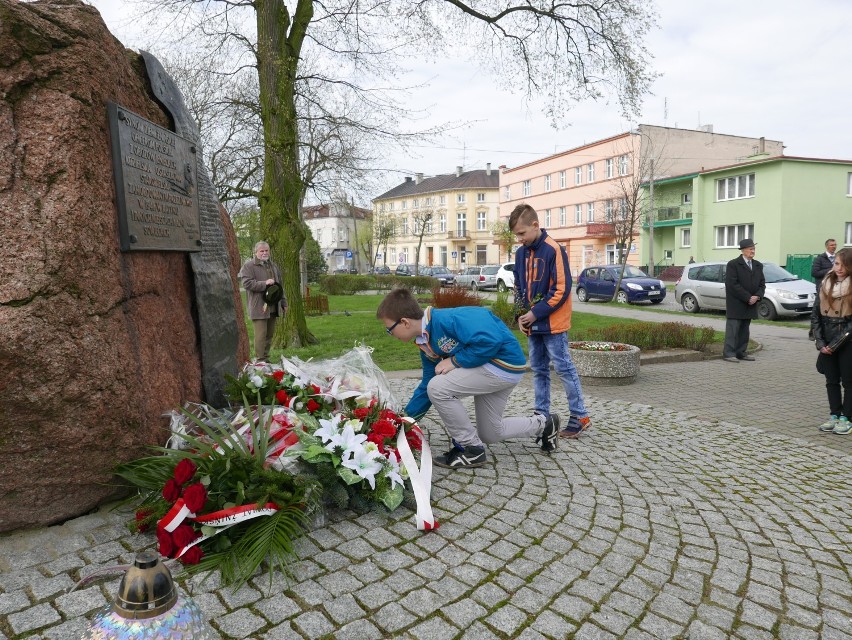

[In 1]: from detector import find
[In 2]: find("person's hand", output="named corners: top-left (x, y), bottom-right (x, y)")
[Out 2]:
top-left (748, 295), bottom-right (759, 305)
top-left (265, 278), bottom-right (275, 285)
top-left (518, 311), bottom-right (536, 328)
top-left (820, 346), bottom-right (833, 355)
top-left (435, 359), bottom-right (456, 375)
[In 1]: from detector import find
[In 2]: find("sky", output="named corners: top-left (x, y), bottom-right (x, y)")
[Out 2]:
top-left (86, 0), bottom-right (852, 193)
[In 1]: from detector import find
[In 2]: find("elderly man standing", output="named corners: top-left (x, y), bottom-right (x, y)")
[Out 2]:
top-left (723, 239), bottom-right (765, 363)
top-left (239, 241), bottom-right (285, 362)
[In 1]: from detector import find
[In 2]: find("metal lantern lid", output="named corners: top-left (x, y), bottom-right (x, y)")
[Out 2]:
top-left (114, 550), bottom-right (178, 619)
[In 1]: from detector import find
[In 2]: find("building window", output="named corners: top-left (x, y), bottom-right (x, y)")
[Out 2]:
top-left (426, 217), bottom-right (433, 234)
top-left (587, 163), bottom-right (595, 182)
top-left (544, 175), bottom-right (552, 192)
top-left (476, 245), bottom-right (487, 265)
top-left (412, 198), bottom-right (419, 208)
top-left (399, 249), bottom-right (408, 264)
top-left (544, 209), bottom-right (551, 227)
top-left (339, 227), bottom-right (346, 241)
top-left (682, 228), bottom-right (691, 247)
top-left (390, 248), bottom-right (396, 264)
top-left (716, 173), bottom-right (756, 201)
top-left (401, 217), bottom-right (409, 235)
top-left (682, 193), bottom-right (692, 204)
top-left (620, 198), bottom-right (628, 218)
top-left (477, 192), bottom-right (485, 202)
top-left (846, 222), bottom-right (852, 245)
top-left (523, 180), bottom-right (531, 197)
top-left (847, 173), bottom-right (852, 196)
top-left (439, 213), bottom-right (447, 232)
top-left (559, 206), bottom-right (566, 226)
top-left (401, 200), bottom-right (407, 209)
top-left (439, 195), bottom-right (446, 205)
top-left (440, 245), bottom-right (447, 266)
top-left (389, 202), bottom-right (395, 211)
top-left (379, 203), bottom-right (385, 212)
top-left (457, 193), bottom-right (466, 204)
top-left (715, 223), bottom-right (754, 248)
top-left (457, 213), bottom-right (467, 237)
top-left (618, 155), bottom-right (629, 176)
top-left (586, 203), bottom-right (594, 222)
top-left (575, 167), bottom-right (582, 185)
top-left (605, 200), bottom-right (613, 222)
top-left (605, 158), bottom-right (614, 179)
top-left (503, 186), bottom-right (511, 200)
top-left (477, 211), bottom-right (487, 231)
top-left (559, 171), bottom-right (566, 188)
top-left (575, 204), bottom-right (582, 224)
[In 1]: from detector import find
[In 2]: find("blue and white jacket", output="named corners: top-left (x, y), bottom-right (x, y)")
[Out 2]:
top-left (404, 306), bottom-right (527, 420)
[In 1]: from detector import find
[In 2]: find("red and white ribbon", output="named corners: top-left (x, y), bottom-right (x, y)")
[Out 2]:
top-left (160, 498), bottom-right (195, 533)
top-left (174, 502), bottom-right (280, 558)
top-left (396, 420), bottom-right (438, 531)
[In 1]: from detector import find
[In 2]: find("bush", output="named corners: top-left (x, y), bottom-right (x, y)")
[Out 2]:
top-left (432, 286), bottom-right (482, 309)
top-left (320, 274), bottom-right (376, 295)
top-left (491, 290), bottom-right (516, 327)
top-left (572, 321), bottom-right (716, 351)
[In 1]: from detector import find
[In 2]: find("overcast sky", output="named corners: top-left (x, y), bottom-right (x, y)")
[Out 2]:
top-left (87, 0), bottom-right (852, 190)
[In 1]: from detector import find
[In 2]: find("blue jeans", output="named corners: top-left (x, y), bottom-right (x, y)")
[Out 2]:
top-left (528, 332), bottom-right (587, 419)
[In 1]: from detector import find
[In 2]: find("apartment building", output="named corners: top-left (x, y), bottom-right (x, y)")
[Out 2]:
top-left (372, 165), bottom-right (501, 270)
top-left (303, 200), bottom-right (372, 273)
top-left (499, 125), bottom-right (783, 275)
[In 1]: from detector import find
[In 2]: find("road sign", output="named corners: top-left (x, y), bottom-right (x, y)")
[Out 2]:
top-left (451, 251), bottom-right (458, 258)
top-left (346, 250), bottom-right (352, 258)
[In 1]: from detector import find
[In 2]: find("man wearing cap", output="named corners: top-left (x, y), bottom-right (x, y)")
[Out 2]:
top-left (723, 239), bottom-right (765, 362)
top-left (239, 241), bottom-right (286, 361)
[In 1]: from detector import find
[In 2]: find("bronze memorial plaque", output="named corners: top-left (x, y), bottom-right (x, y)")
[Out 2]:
top-left (108, 102), bottom-right (201, 252)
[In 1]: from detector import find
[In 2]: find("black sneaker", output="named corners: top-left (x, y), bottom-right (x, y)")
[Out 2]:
top-left (536, 413), bottom-right (560, 452)
top-left (434, 443), bottom-right (487, 468)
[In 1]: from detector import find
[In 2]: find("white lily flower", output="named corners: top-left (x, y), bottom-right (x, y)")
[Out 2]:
top-left (344, 418), bottom-right (363, 433)
top-left (331, 423), bottom-right (367, 455)
top-left (385, 454), bottom-right (404, 489)
top-left (249, 374), bottom-right (264, 389)
top-left (315, 414), bottom-right (342, 445)
top-left (342, 447), bottom-right (384, 489)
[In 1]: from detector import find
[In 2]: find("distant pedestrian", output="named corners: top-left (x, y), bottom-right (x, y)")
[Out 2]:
top-left (812, 247), bottom-right (852, 435)
top-left (722, 239), bottom-right (765, 363)
top-left (509, 203), bottom-right (591, 438)
top-left (811, 238), bottom-right (837, 294)
top-left (688, 256), bottom-right (695, 264)
top-left (239, 241), bottom-right (285, 362)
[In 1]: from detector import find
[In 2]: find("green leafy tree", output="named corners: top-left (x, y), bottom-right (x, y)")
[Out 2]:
top-left (304, 227), bottom-right (327, 284)
top-left (491, 220), bottom-right (515, 262)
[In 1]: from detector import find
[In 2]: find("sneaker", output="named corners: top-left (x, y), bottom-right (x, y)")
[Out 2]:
top-left (819, 416), bottom-right (839, 432)
top-left (434, 442), bottom-right (488, 468)
top-left (833, 417), bottom-right (852, 435)
top-left (560, 416), bottom-right (591, 439)
top-left (536, 414), bottom-right (560, 452)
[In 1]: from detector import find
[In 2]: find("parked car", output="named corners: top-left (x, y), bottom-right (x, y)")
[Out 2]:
top-left (368, 265), bottom-right (391, 275)
top-left (420, 265), bottom-right (456, 287)
top-left (455, 265), bottom-right (500, 291)
top-left (575, 265), bottom-right (666, 304)
top-left (394, 263), bottom-right (417, 276)
top-left (675, 261), bottom-right (815, 320)
top-left (496, 262), bottom-right (515, 292)
top-left (333, 267), bottom-right (358, 274)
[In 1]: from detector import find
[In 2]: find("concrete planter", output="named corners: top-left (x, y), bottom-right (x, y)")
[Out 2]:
top-left (569, 342), bottom-right (640, 386)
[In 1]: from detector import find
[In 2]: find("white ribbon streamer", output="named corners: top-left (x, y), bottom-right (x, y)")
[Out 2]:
top-left (396, 419), bottom-right (438, 530)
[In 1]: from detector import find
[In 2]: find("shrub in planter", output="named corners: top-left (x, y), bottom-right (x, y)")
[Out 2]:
top-left (569, 341), bottom-right (640, 386)
top-left (432, 286), bottom-right (482, 309)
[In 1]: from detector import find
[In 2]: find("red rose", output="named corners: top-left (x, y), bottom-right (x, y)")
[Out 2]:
top-left (173, 459), bottom-right (197, 485)
top-left (353, 408), bottom-right (370, 419)
top-left (275, 390), bottom-right (290, 405)
top-left (171, 523), bottom-right (196, 549)
top-left (306, 399), bottom-right (320, 413)
top-left (310, 384), bottom-right (321, 394)
top-left (182, 483), bottom-right (207, 513)
top-left (380, 408), bottom-right (399, 421)
top-left (371, 419), bottom-right (396, 440)
top-left (366, 432), bottom-right (386, 452)
top-left (406, 431), bottom-right (422, 451)
top-left (179, 545), bottom-right (204, 565)
top-left (134, 509), bottom-right (152, 533)
top-left (156, 528), bottom-right (175, 558)
top-left (271, 371), bottom-right (285, 382)
top-left (162, 479), bottom-right (181, 503)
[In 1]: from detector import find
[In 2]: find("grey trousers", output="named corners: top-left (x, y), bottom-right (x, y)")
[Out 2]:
top-left (723, 318), bottom-right (751, 358)
top-left (252, 317), bottom-right (277, 361)
top-left (426, 366), bottom-right (544, 448)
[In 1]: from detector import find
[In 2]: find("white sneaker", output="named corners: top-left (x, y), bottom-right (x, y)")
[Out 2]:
top-left (833, 417), bottom-right (852, 435)
top-left (819, 416), bottom-right (839, 432)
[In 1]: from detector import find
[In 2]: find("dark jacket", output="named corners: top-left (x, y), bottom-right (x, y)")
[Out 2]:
top-left (811, 278), bottom-right (852, 350)
top-left (811, 253), bottom-right (834, 293)
top-left (513, 229), bottom-right (573, 334)
top-left (725, 256), bottom-right (765, 319)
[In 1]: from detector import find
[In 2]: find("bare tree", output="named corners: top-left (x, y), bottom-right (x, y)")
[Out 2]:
top-left (410, 202), bottom-right (435, 272)
top-left (372, 214), bottom-right (396, 268)
top-left (133, 0), bottom-right (657, 345)
top-left (491, 220), bottom-right (515, 262)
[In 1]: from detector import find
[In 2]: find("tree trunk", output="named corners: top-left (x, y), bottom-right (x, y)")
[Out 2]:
top-left (255, 0), bottom-right (316, 347)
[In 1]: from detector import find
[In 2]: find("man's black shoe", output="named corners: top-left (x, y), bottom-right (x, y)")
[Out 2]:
top-left (434, 444), bottom-right (487, 468)
top-left (536, 413), bottom-right (560, 452)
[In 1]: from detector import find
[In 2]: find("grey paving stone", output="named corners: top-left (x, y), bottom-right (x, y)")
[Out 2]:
top-left (374, 601), bottom-right (417, 633)
top-left (572, 621), bottom-right (620, 640)
top-left (551, 594), bottom-right (595, 623)
top-left (346, 559), bottom-right (385, 584)
top-left (408, 616), bottom-right (461, 640)
top-left (398, 587), bottom-right (449, 616)
top-left (219, 584), bottom-right (262, 608)
top-left (0, 590), bottom-right (30, 615)
top-left (334, 617), bottom-right (384, 640)
top-left (262, 621), bottom-right (303, 640)
top-left (292, 610), bottom-right (334, 637)
top-left (371, 547), bottom-right (415, 571)
top-left (442, 597), bottom-right (488, 628)
top-left (79, 541), bottom-right (126, 563)
top-left (649, 591), bottom-right (693, 625)
top-left (8, 603), bottom-right (61, 635)
top-left (590, 606), bottom-right (635, 636)
top-left (739, 600), bottom-right (777, 630)
top-left (322, 593), bottom-right (364, 625)
top-left (778, 624), bottom-right (820, 640)
top-left (638, 611), bottom-right (686, 639)
top-left (215, 609), bottom-right (266, 638)
top-left (193, 592), bottom-right (228, 619)
top-left (484, 602), bottom-right (527, 635)
top-left (471, 582), bottom-right (509, 609)
top-left (53, 585), bottom-right (107, 617)
top-left (254, 594), bottom-right (301, 624)
top-left (686, 619), bottom-right (728, 640)
top-left (42, 617), bottom-right (90, 639)
top-left (286, 579), bottom-right (332, 606)
top-left (353, 581), bottom-right (398, 610)
top-left (382, 567), bottom-right (425, 593)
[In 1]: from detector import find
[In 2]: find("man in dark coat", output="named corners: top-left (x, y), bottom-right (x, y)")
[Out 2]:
top-left (723, 238), bottom-right (765, 362)
top-left (811, 238), bottom-right (837, 294)
top-left (239, 241), bottom-right (285, 361)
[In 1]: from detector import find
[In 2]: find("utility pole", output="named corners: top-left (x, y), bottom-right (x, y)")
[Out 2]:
top-left (648, 158), bottom-right (655, 276)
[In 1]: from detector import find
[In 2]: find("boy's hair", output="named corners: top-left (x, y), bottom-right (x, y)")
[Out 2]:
top-left (376, 287), bottom-right (424, 321)
top-left (508, 204), bottom-right (538, 230)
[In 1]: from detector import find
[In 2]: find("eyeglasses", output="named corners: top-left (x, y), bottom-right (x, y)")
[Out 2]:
top-left (386, 319), bottom-right (402, 335)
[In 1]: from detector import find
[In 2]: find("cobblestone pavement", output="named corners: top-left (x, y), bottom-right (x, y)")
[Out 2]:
top-left (1, 302), bottom-right (851, 639)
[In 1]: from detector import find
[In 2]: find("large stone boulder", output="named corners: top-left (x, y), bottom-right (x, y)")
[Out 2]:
top-left (0, 0), bottom-right (249, 531)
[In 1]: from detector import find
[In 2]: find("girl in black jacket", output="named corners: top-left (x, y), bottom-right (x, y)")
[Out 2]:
top-left (812, 247), bottom-right (852, 434)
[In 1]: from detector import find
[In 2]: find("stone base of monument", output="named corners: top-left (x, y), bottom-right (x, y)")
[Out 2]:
top-left (569, 342), bottom-right (640, 386)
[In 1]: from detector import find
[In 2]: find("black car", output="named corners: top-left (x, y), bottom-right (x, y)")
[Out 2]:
top-left (420, 266), bottom-right (456, 287)
top-left (368, 265), bottom-right (392, 275)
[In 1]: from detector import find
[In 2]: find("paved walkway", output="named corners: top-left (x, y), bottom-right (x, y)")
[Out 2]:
top-left (0, 306), bottom-right (850, 639)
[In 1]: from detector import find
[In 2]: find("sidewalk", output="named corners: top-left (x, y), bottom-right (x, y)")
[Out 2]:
top-left (0, 310), bottom-right (850, 639)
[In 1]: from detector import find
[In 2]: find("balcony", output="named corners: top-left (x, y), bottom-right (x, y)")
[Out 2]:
top-left (654, 205), bottom-right (692, 223)
top-left (446, 230), bottom-right (470, 241)
top-left (583, 223), bottom-right (615, 238)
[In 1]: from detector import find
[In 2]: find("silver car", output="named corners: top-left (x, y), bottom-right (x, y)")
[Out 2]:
top-left (675, 261), bottom-right (816, 320)
top-left (455, 265), bottom-right (500, 291)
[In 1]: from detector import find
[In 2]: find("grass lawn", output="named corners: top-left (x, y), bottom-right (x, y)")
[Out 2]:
top-left (254, 294), bottom-right (710, 371)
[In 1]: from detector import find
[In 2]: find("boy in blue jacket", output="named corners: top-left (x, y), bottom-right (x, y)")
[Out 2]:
top-left (376, 288), bottom-right (559, 468)
top-left (510, 203), bottom-right (591, 439)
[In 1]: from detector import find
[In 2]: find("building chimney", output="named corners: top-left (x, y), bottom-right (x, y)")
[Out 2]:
top-left (456, 165), bottom-right (463, 177)
top-left (759, 137), bottom-right (765, 154)
top-left (486, 163), bottom-right (491, 176)
top-left (415, 172), bottom-right (423, 184)
top-left (404, 176), bottom-right (412, 182)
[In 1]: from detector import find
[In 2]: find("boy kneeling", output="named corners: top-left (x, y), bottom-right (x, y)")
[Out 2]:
top-left (377, 288), bottom-right (559, 468)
